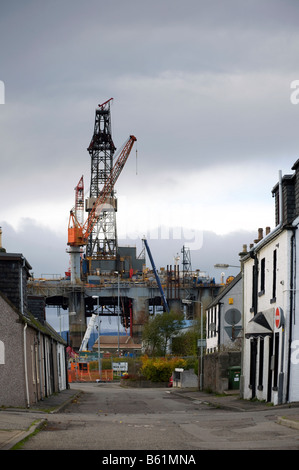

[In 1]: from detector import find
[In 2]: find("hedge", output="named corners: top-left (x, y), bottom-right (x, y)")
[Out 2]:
top-left (140, 355), bottom-right (187, 382)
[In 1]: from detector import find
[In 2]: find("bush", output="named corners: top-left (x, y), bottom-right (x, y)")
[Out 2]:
top-left (88, 361), bottom-right (99, 371)
top-left (121, 373), bottom-right (139, 381)
top-left (88, 359), bottom-right (112, 371)
top-left (184, 357), bottom-right (199, 376)
top-left (140, 355), bottom-right (187, 382)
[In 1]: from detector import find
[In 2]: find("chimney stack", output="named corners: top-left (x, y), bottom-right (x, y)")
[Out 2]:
top-left (239, 244), bottom-right (248, 259)
top-left (258, 228), bottom-right (263, 240)
top-left (254, 228), bottom-right (263, 243)
top-left (0, 227), bottom-right (5, 253)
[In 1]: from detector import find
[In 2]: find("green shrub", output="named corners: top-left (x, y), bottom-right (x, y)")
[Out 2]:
top-left (140, 355), bottom-right (187, 382)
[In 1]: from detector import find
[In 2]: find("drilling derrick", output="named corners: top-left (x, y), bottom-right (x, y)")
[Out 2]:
top-left (86, 98), bottom-right (117, 264)
top-left (68, 134), bottom-right (137, 283)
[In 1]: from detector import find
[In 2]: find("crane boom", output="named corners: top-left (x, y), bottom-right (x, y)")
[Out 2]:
top-left (142, 238), bottom-right (170, 313)
top-left (68, 135), bottom-right (137, 248)
top-left (79, 314), bottom-right (97, 351)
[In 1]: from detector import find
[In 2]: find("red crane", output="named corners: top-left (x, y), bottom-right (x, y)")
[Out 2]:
top-left (68, 135), bottom-right (137, 248)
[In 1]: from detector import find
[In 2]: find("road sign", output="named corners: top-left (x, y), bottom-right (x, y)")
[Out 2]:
top-left (275, 307), bottom-right (283, 328)
top-left (197, 339), bottom-right (206, 348)
top-left (112, 362), bottom-right (128, 372)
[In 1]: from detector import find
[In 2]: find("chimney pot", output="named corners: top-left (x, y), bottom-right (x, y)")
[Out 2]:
top-left (258, 228), bottom-right (263, 240)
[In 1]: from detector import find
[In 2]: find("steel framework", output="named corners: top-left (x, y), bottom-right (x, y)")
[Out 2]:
top-left (86, 98), bottom-right (117, 259)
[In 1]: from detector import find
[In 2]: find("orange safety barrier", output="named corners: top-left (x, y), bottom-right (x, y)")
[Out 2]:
top-left (68, 363), bottom-right (113, 383)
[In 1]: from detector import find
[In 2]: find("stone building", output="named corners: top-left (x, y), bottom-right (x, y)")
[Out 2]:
top-left (0, 251), bottom-right (67, 408)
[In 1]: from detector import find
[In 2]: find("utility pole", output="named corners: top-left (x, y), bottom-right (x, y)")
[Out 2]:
top-left (182, 299), bottom-right (205, 390)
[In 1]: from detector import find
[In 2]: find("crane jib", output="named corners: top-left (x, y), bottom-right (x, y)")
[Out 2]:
top-left (67, 135), bottom-right (136, 247)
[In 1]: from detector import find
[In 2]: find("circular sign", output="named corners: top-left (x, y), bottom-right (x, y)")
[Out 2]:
top-left (275, 307), bottom-right (283, 328)
top-left (225, 308), bottom-right (241, 326)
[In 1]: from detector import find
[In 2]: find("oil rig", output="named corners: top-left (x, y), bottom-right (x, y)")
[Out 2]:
top-left (28, 99), bottom-right (222, 350)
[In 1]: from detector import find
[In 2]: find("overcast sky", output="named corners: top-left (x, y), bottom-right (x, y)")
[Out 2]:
top-left (1, 1), bottom-right (299, 317)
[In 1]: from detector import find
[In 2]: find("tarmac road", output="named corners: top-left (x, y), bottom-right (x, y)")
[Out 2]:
top-left (14, 382), bottom-right (299, 451)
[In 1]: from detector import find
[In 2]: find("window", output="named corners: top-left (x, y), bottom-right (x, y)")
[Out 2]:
top-left (260, 257), bottom-right (265, 294)
top-left (249, 338), bottom-right (257, 395)
top-left (58, 353), bottom-right (61, 377)
top-left (273, 333), bottom-right (279, 390)
top-left (258, 338), bottom-right (264, 390)
top-left (31, 345), bottom-right (35, 384)
top-left (251, 258), bottom-right (258, 314)
top-left (251, 265), bottom-right (255, 311)
top-left (35, 345), bottom-right (39, 384)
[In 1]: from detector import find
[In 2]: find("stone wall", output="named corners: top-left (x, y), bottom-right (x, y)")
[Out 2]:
top-left (0, 294), bottom-right (26, 407)
top-left (203, 351), bottom-right (241, 394)
top-left (28, 295), bottom-right (46, 324)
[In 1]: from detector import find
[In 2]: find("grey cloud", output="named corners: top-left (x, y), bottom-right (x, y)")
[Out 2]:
top-left (0, 0), bottom-right (299, 280)
top-left (1, 218), bottom-right (251, 283)
top-left (0, 220), bottom-right (69, 277)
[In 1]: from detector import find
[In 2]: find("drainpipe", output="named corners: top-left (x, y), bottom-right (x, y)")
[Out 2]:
top-left (249, 251), bottom-right (258, 316)
top-left (239, 253), bottom-right (245, 399)
top-left (286, 229), bottom-right (296, 402)
top-left (23, 323), bottom-right (30, 408)
top-left (279, 170), bottom-right (283, 225)
top-left (217, 303), bottom-right (223, 349)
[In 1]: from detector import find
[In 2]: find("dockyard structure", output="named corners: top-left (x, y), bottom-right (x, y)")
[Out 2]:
top-left (27, 101), bottom-right (223, 350)
top-left (241, 161), bottom-right (299, 405)
top-left (0, 251), bottom-right (67, 408)
top-left (28, 265), bottom-right (222, 351)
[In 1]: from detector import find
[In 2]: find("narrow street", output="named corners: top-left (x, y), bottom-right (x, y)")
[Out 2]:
top-left (18, 383), bottom-right (299, 452)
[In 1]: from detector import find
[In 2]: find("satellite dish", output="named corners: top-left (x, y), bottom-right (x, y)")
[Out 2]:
top-left (209, 322), bottom-right (216, 332)
top-left (225, 308), bottom-right (241, 325)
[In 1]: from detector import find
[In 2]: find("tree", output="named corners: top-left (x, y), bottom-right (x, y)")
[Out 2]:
top-left (142, 310), bottom-right (185, 356)
top-left (172, 319), bottom-right (201, 356)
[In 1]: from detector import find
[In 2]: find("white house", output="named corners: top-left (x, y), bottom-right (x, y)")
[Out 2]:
top-left (206, 272), bottom-right (242, 353)
top-left (241, 162), bottom-right (299, 405)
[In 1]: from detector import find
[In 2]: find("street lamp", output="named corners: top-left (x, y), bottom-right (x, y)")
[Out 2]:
top-left (214, 264), bottom-right (240, 284)
top-left (92, 296), bottom-right (101, 381)
top-left (214, 263), bottom-right (239, 269)
top-left (182, 298), bottom-right (204, 391)
top-left (114, 271), bottom-right (120, 356)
